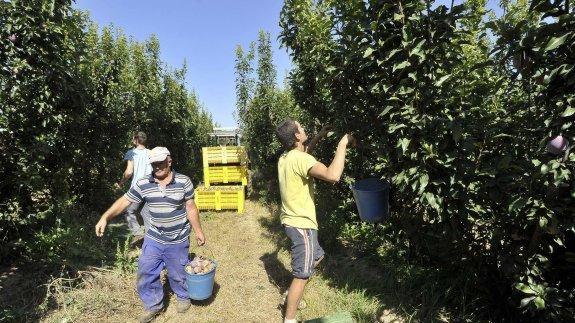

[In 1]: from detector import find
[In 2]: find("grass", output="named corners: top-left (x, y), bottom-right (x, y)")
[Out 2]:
top-left (0, 203), bottom-right (130, 322)
top-left (40, 201), bottom-right (287, 322)
top-left (259, 203), bottom-right (490, 323)
top-left (1, 199), bottom-right (490, 322)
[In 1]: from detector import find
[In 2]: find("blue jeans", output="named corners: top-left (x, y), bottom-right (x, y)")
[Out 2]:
top-left (137, 238), bottom-right (189, 311)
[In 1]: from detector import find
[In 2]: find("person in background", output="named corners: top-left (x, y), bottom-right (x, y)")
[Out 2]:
top-left (116, 131), bottom-right (152, 243)
top-left (275, 119), bottom-right (355, 323)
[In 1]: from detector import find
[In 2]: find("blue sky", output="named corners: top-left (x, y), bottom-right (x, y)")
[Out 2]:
top-left (74, 0), bottom-right (291, 127)
top-left (74, 0), bottom-right (502, 127)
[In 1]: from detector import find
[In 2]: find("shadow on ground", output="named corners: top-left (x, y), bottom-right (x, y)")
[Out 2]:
top-left (190, 282), bottom-right (220, 306)
top-left (256, 205), bottom-right (496, 322)
top-left (260, 249), bottom-right (292, 293)
top-left (256, 202), bottom-right (291, 293)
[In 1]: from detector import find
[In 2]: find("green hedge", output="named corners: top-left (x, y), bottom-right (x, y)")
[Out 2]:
top-left (278, 0), bottom-right (574, 320)
top-left (0, 0), bottom-right (212, 260)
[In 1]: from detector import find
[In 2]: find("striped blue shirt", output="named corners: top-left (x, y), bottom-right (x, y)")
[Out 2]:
top-left (125, 171), bottom-right (195, 244)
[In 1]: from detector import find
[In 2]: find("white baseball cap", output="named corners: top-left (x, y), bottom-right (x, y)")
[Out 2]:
top-left (149, 146), bottom-right (170, 163)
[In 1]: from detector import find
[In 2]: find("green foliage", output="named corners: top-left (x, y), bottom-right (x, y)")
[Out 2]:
top-left (488, 0), bottom-right (575, 318)
top-left (235, 43), bottom-right (255, 126)
top-left (0, 1), bottom-right (213, 260)
top-left (239, 31), bottom-right (281, 168)
top-left (255, 31), bottom-right (277, 95)
top-left (19, 202), bottom-right (124, 267)
top-left (235, 30), bottom-right (306, 199)
top-left (0, 201), bottom-right (137, 322)
top-left (278, 0), bottom-right (574, 320)
top-left (114, 239), bottom-right (137, 274)
top-left (0, 0), bottom-right (87, 256)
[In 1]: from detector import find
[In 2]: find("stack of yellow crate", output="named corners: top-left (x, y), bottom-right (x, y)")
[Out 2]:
top-left (194, 146), bottom-right (248, 213)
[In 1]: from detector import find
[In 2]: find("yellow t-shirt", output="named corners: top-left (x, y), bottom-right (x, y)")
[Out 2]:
top-left (278, 149), bottom-right (318, 229)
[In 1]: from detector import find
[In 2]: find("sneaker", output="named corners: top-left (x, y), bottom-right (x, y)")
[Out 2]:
top-left (138, 309), bottom-right (160, 323)
top-left (281, 291), bottom-right (307, 310)
top-left (176, 299), bottom-right (191, 313)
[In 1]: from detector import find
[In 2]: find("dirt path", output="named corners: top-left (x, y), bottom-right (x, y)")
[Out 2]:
top-left (43, 201), bottom-right (296, 323)
top-left (3, 198), bottom-right (473, 323)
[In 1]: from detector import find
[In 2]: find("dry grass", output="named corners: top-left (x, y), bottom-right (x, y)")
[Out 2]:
top-left (42, 201), bottom-right (284, 322)
top-left (39, 200), bottom-right (401, 322)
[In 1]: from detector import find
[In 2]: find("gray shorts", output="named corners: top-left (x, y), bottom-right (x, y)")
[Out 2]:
top-left (284, 225), bottom-right (325, 279)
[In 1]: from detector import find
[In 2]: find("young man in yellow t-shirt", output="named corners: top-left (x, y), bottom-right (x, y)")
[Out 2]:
top-left (275, 119), bottom-right (354, 323)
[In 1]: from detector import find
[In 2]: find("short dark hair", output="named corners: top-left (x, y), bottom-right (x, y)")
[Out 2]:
top-left (133, 131), bottom-right (147, 145)
top-left (275, 118), bottom-right (298, 150)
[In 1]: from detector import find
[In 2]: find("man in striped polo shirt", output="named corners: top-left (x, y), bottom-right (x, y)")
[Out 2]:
top-left (95, 147), bottom-right (206, 323)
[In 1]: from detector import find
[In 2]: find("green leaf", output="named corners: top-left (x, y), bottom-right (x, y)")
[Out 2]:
top-left (419, 174), bottom-right (429, 193)
top-left (516, 283), bottom-right (537, 295)
top-left (539, 217), bottom-right (548, 228)
top-left (509, 197), bottom-right (527, 212)
top-left (393, 13), bottom-right (404, 21)
top-left (520, 296), bottom-right (536, 308)
top-left (409, 39), bottom-right (426, 57)
top-left (380, 106), bottom-right (393, 117)
top-left (393, 61), bottom-right (411, 72)
top-left (544, 65), bottom-right (568, 84)
top-left (424, 192), bottom-right (440, 210)
top-left (386, 49), bottom-right (402, 61)
top-left (398, 138), bottom-right (411, 153)
top-left (533, 297), bottom-right (545, 309)
top-left (389, 123), bottom-right (406, 133)
top-left (544, 34), bottom-right (569, 51)
top-left (363, 47), bottom-right (375, 58)
top-left (393, 171), bottom-right (406, 185)
top-left (435, 75), bottom-right (451, 86)
top-left (398, 87), bottom-right (414, 95)
top-left (562, 106), bottom-right (575, 117)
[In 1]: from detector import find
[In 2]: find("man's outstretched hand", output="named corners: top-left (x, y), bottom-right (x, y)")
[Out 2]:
top-left (339, 133), bottom-right (357, 147)
top-left (95, 218), bottom-right (107, 237)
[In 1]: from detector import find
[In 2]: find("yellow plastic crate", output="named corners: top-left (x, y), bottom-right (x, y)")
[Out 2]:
top-left (203, 165), bottom-right (248, 187)
top-left (194, 185), bottom-right (245, 213)
top-left (202, 146), bottom-right (248, 167)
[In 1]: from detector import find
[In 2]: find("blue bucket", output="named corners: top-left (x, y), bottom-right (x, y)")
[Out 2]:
top-left (351, 178), bottom-right (390, 223)
top-left (186, 261), bottom-right (217, 301)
